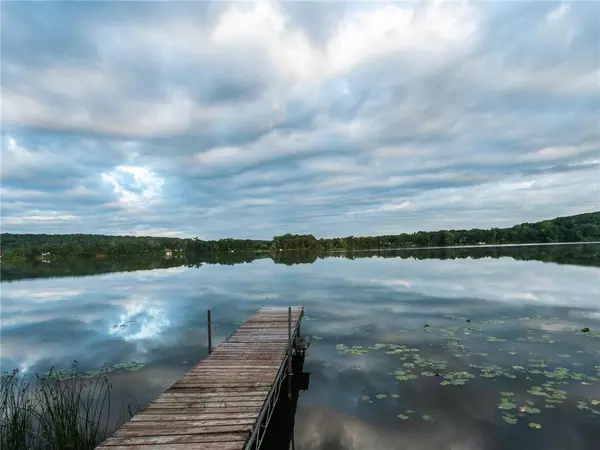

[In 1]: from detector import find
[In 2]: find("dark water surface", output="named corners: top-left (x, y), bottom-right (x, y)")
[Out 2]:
top-left (1, 244), bottom-right (599, 450)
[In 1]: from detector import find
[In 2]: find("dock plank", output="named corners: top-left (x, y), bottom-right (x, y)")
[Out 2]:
top-left (95, 306), bottom-right (304, 450)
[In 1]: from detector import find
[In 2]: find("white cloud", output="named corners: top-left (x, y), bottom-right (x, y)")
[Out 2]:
top-left (0, 0), bottom-right (598, 237)
top-left (101, 165), bottom-right (164, 211)
top-left (2, 213), bottom-right (79, 226)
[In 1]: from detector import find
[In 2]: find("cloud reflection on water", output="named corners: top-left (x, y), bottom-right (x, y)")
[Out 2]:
top-left (0, 251), bottom-right (599, 449)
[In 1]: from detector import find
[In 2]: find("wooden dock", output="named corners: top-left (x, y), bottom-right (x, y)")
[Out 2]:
top-left (96, 306), bottom-right (305, 450)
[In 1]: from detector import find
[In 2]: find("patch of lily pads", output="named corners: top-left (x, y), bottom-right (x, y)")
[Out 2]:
top-left (336, 312), bottom-right (599, 427)
top-left (440, 371), bottom-right (475, 386)
top-left (45, 361), bottom-right (145, 380)
top-left (576, 398), bottom-right (600, 415)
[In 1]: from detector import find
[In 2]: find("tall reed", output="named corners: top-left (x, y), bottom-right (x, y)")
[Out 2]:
top-left (0, 361), bottom-right (137, 450)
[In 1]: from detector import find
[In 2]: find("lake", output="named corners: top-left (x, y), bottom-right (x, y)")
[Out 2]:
top-left (1, 244), bottom-right (599, 450)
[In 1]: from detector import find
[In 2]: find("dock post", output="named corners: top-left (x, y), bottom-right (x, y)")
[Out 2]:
top-left (288, 306), bottom-right (292, 400)
top-left (207, 309), bottom-right (212, 354)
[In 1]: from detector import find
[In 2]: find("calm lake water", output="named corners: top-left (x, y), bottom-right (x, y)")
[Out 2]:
top-left (2, 244), bottom-right (600, 450)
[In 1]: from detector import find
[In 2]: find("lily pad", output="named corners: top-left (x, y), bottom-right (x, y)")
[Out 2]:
top-left (397, 414), bottom-right (410, 420)
top-left (529, 423), bottom-right (542, 429)
top-left (394, 369), bottom-right (418, 381)
top-left (521, 406), bottom-right (541, 414)
top-left (502, 413), bottom-right (518, 424)
top-left (441, 371), bottom-right (475, 386)
top-left (422, 415), bottom-right (435, 421)
top-left (498, 398), bottom-right (517, 410)
top-left (375, 394), bottom-right (388, 400)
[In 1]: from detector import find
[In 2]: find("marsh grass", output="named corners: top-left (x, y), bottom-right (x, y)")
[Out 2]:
top-left (0, 361), bottom-right (138, 450)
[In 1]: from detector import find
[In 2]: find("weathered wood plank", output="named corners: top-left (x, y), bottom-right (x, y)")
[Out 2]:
top-left (101, 433), bottom-right (249, 445)
top-left (129, 418), bottom-right (256, 426)
top-left (153, 392), bottom-right (268, 403)
top-left (115, 425), bottom-right (252, 436)
top-left (97, 443), bottom-right (244, 450)
top-left (165, 386), bottom-right (271, 393)
top-left (127, 413), bottom-right (258, 421)
top-left (140, 408), bottom-right (262, 415)
top-left (159, 390), bottom-right (269, 398)
top-left (145, 401), bottom-right (265, 409)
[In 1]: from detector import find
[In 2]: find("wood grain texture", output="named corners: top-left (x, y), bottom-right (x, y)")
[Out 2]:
top-left (95, 306), bottom-right (304, 450)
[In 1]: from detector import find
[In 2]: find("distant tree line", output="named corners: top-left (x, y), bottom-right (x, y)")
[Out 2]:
top-left (1, 211), bottom-right (598, 263)
top-left (2, 243), bottom-right (598, 282)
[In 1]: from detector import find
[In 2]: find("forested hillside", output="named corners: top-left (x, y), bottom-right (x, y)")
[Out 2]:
top-left (1, 211), bottom-right (598, 261)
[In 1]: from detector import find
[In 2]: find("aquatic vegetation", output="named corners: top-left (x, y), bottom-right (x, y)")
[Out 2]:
top-left (498, 398), bottom-right (517, 410)
top-left (529, 361), bottom-right (549, 368)
top-left (312, 335), bottom-right (323, 340)
top-left (527, 386), bottom-right (547, 397)
top-left (45, 362), bottom-right (145, 380)
top-left (520, 406), bottom-right (541, 414)
top-left (0, 363), bottom-right (137, 450)
top-left (113, 362), bottom-right (145, 372)
top-left (582, 327), bottom-right (590, 333)
top-left (473, 364), bottom-right (516, 379)
top-left (527, 385), bottom-right (567, 403)
top-left (441, 371), bottom-right (475, 386)
top-left (412, 356), bottom-right (447, 371)
top-left (543, 367), bottom-right (570, 380)
top-left (340, 309), bottom-right (599, 429)
top-left (422, 415), bottom-right (434, 421)
top-left (396, 410), bottom-right (415, 420)
top-left (360, 395), bottom-right (370, 402)
top-left (502, 413), bottom-right (518, 424)
top-left (394, 370), bottom-right (418, 381)
top-left (576, 398), bottom-right (600, 415)
top-left (336, 344), bottom-right (368, 355)
top-left (529, 423), bottom-right (542, 429)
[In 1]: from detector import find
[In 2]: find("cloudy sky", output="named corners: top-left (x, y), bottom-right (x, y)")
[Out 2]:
top-left (1, 0), bottom-right (599, 239)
